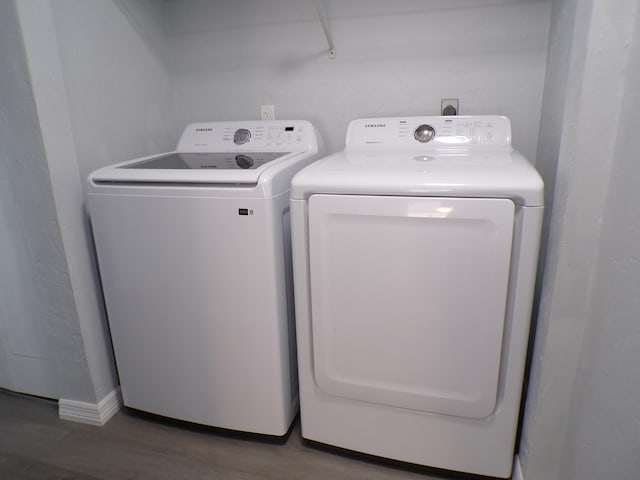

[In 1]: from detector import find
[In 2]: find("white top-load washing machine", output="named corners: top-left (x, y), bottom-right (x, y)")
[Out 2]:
top-left (87, 120), bottom-right (321, 436)
top-left (290, 116), bottom-right (543, 477)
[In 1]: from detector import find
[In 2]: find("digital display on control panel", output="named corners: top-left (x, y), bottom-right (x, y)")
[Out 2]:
top-left (285, 127), bottom-right (294, 132)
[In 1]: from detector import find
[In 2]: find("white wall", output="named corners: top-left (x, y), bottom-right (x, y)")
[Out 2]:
top-left (51, 0), bottom-right (178, 181)
top-left (3, 0), bottom-right (178, 405)
top-left (0, 0), bottom-right (95, 401)
top-left (558, 6), bottom-right (640, 477)
top-left (166, 0), bottom-right (551, 161)
top-left (520, 1), bottom-right (640, 479)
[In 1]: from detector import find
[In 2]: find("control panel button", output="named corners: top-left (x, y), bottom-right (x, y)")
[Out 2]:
top-left (414, 124), bottom-right (436, 143)
top-left (233, 128), bottom-right (251, 145)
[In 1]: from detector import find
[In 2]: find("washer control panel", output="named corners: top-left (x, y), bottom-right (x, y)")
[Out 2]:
top-left (346, 116), bottom-right (511, 150)
top-left (177, 120), bottom-right (315, 152)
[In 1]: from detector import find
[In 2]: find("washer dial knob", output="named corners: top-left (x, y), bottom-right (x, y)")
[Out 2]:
top-left (414, 124), bottom-right (436, 143)
top-left (233, 128), bottom-right (251, 145)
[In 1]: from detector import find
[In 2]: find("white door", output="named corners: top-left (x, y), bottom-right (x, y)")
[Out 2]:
top-left (308, 194), bottom-right (515, 419)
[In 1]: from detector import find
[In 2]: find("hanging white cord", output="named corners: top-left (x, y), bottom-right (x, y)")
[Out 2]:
top-left (311, 0), bottom-right (336, 59)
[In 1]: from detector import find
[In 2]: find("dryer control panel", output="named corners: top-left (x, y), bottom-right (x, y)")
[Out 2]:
top-left (177, 120), bottom-right (317, 153)
top-left (345, 115), bottom-right (511, 150)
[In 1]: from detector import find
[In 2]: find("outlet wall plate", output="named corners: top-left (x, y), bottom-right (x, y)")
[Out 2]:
top-left (260, 104), bottom-right (275, 120)
top-left (441, 98), bottom-right (459, 116)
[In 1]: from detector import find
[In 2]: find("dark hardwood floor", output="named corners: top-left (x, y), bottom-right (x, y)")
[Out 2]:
top-left (0, 389), bottom-right (467, 480)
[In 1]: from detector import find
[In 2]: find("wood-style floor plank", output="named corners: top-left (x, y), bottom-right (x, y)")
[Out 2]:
top-left (0, 389), bottom-right (476, 479)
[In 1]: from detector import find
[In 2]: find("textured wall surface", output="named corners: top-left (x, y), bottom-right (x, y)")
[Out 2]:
top-left (520, 1), bottom-right (640, 479)
top-left (0, 0), bottom-right (94, 401)
top-left (166, 0), bottom-right (551, 160)
top-left (13, 0), bottom-right (183, 402)
top-left (558, 7), bottom-right (640, 477)
top-left (51, 0), bottom-right (178, 181)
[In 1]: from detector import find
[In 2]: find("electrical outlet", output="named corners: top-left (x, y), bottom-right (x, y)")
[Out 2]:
top-left (441, 98), bottom-right (459, 116)
top-left (260, 105), bottom-right (275, 121)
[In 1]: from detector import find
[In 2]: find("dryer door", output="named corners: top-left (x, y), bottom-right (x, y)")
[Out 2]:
top-left (308, 194), bottom-right (514, 419)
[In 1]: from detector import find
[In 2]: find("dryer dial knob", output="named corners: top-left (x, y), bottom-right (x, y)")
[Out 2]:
top-left (233, 128), bottom-right (251, 145)
top-left (414, 124), bottom-right (436, 143)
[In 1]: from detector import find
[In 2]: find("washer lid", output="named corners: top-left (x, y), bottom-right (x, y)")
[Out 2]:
top-left (90, 151), bottom-right (299, 185)
top-left (291, 149), bottom-right (543, 206)
top-left (123, 152), bottom-right (288, 171)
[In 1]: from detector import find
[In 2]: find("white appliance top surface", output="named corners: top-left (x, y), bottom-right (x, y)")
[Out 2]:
top-left (291, 116), bottom-right (543, 206)
top-left (90, 120), bottom-right (317, 185)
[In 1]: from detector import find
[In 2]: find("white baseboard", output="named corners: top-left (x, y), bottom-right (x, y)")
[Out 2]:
top-left (512, 455), bottom-right (524, 480)
top-left (59, 386), bottom-right (122, 426)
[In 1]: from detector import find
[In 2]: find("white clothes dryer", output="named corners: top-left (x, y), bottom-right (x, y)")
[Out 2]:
top-left (88, 120), bottom-right (322, 436)
top-left (290, 116), bottom-right (543, 477)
